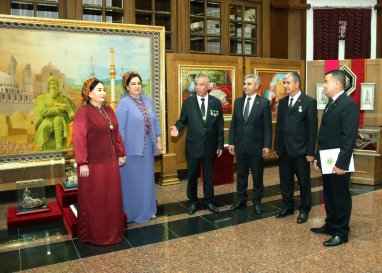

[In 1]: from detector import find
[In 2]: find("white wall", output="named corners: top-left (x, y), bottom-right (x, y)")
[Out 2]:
top-left (306, 0), bottom-right (377, 61)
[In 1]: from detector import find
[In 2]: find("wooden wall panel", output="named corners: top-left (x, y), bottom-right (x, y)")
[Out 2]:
top-left (270, 8), bottom-right (288, 59)
top-left (0, 1), bottom-right (10, 15)
top-left (363, 59), bottom-right (382, 125)
top-left (65, 0), bottom-right (82, 20)
top-left (270, 0), bottom-right (309, 59)
top-left (261, 0), bottom-right (271, 57)
top-left (377, 1), bottom-right (382, 58)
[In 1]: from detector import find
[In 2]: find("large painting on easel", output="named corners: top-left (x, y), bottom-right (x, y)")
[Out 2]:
top-left (0, 15), bottom-right (166, 155)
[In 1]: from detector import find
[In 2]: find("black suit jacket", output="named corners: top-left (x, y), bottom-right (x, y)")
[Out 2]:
top-left (175, 95), bottom-right (224, 158)
top-left (229, 95), bottom-right (272, 154)
top-left (275, 92), bottom-right (318, 157)
top-left (316, 92), bottom-right (359, 170)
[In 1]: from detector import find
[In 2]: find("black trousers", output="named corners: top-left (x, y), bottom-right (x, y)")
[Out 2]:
top-left (323, 172), bottom-right (352, 238)
top-left (278, 153), bottom-right (312, 212)
top-left (186, 155), bottom-right (215, 203)
top-left (236, 151), bottom-right (264, 204)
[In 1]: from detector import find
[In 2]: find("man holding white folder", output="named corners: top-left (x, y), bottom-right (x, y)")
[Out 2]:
top-left (312, 69), bottom-right (359, 247)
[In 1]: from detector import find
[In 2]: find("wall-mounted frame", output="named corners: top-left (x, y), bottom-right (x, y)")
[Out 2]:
top-left (0, 15), bottom-right (166, 156)
top-left (179, 65), bottom-right (235, 116)
top-left (360, 83), bottom-right (376, 111)
top-left (253, 69), bottom-right (299, 119)
top-left (316, 83), bottom-right (329, 109)
top-left (340, 64), bottom-right (357, 96)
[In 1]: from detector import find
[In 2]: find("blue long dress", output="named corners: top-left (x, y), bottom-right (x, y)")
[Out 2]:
top-left (116, 94), bottom-right (161, 224)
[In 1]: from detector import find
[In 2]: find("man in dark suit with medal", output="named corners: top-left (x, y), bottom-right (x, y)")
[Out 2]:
top-left (274, 72), bottom-right (317, 224)
top-left (170, 74), bottom-right (224, 215)
top-left (228, 74), bottom-right (272, 214)
top-left (312, 69), bottom-right (359, 247)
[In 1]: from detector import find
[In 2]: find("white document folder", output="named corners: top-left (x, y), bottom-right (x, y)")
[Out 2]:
top-left (319, 148), bottom-right (355, 174)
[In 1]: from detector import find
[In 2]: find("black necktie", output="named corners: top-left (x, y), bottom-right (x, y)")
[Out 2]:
top-left (288, 97), bottom-right (294, 109)
top-left (244, 97), bottom-right (251, 121)
top-left (201, 98), bottom-right (206, 117)
top-left (325, 99), bottom-right (333, 112)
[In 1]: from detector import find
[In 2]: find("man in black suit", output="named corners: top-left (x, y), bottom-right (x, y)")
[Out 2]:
top-left (228, 74), bottom-right (272, 214)
top-left (274, 72), bottom-right (317, 224)
top-left (170, 74), bottom-right (224, 215)
top-left (312, 69), bottom-right (359, 247)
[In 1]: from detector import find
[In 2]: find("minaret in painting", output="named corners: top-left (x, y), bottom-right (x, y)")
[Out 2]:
top-left (109, 48), bottom-right (116, 111)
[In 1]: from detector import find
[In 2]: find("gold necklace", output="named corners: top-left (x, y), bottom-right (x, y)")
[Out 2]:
top-left (92, 104), bottom-right (114, 130)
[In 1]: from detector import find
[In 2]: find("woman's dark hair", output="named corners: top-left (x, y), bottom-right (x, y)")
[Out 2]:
top-left (122, 71), bottom-right (142, 92)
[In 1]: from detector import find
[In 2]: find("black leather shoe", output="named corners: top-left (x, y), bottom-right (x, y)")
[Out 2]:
top-left (275, 208), bottom-right (294, 218)
top-left (254, 204), bottom-right (262, 214)
top-left (230, 201), bottom-right (246, 211)
top-left (323, 236), bottom-right (348, 247)
top-left (188, 202), bottom-right (198, 215)
top-left (205, 202), bottom-right (219, 213)
top-left (310, 226), bottom-right (332, 235)
top-left (297, 211), bottom-right (309, 224)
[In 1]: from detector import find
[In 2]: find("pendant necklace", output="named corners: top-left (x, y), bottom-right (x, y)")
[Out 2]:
top-left (92, 104), bottom-right (114, 130)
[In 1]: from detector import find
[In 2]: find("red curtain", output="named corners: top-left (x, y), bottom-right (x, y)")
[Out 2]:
top-left (313, 8), bottom-right (371, 60)
top-left (314, 9), bottom-right (339, 60)
top-left (343, 9), bottom-right (371, 59)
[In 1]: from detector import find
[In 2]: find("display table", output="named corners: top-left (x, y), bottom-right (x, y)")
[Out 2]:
top-left (56, 184), bottom-right (77, 209)
top-left (63, 206), bottom-right (77, 238)
top-left (7, 201), bottom-right (62, 229)
top-left (351, 153), bottom-right (382, 185)
top-left (202, 147), bottom-right (234, 185)
top-left (351, 126), bottom-right (382, 185)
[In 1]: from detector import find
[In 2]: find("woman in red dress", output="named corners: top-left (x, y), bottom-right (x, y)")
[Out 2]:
top-left (72, 78), bottom-right (126, 245)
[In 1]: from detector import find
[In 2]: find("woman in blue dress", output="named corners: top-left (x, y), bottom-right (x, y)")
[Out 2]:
top-left (116, 71), bottom-right (162, 224)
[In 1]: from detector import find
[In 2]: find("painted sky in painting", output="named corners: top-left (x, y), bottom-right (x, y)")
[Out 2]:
top-left (0, 28), bottom-right (151, 84)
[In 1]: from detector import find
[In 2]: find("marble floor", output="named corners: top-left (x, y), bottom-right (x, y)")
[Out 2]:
top-left (1, 162), bottom-right (382, 273)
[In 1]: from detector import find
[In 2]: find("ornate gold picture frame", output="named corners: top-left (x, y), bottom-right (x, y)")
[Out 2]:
top-left (178, 65), bottom-right (235, 117)
top-left (0, 15), bottom-right (166, 156)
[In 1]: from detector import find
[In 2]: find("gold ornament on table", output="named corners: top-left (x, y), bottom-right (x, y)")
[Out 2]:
top-left (22, 187), bottom-right (43, 209)
top-left (16, 178), bottom-right (48, 214)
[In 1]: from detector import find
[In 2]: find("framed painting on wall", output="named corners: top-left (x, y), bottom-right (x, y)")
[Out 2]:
top-left (178, 65), bottom-right (235, 116)
top-left (253, 69), bottom-right (299, 119)
top-left (0, 15), bottom-right (166, 156)
top-left (360, 83), bottom-right (376, 111)
top-left (316, 83), bottom-right (329, 109)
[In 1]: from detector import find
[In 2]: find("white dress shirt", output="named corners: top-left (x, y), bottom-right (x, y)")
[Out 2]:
top-left (243, 94), bottom-right (256, 116)
top-left (288, 91), bottom-right (301, 108)
top-left (197, 94), bottom-right (209, 116)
